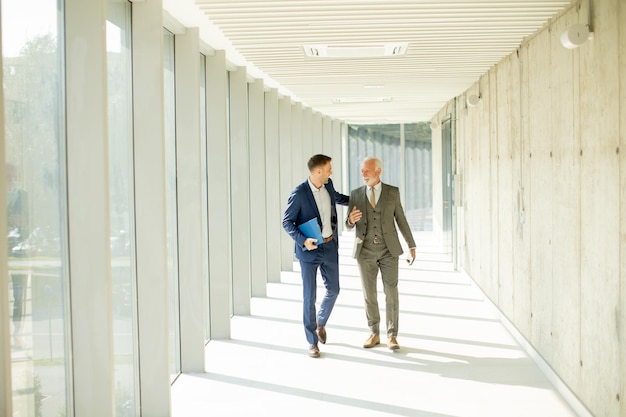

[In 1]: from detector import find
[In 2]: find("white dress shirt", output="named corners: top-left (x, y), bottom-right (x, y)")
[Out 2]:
top-left (308, 179), bottom-right (332, 238)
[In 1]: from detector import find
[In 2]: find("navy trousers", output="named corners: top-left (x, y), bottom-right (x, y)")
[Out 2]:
top-left (298, 239), bottom-right (340, 345)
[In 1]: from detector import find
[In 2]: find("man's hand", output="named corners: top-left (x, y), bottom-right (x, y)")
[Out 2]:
top-left (304, 238), bottom-right (318, 251)
top-left (348, 206), bottom-right (363, 225)
top-left (406, 248), bottom-right (416, 265)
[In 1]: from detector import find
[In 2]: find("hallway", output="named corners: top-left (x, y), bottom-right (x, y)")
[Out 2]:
top-left (171, 232), bottom-right (581, 417)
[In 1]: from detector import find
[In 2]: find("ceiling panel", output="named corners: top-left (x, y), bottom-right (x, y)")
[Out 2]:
top-left (192, 0), bottom-right (574, 124)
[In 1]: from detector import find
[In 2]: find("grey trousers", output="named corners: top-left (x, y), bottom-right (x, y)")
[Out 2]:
top-left (356, 242), bottom-right (399, 337)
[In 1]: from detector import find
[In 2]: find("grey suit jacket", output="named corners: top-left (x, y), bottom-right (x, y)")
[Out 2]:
top-left (345, 183), bottom-right (416, 258)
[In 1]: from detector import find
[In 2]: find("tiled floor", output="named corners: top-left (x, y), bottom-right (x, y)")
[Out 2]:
top-left (172, 232), bottom-right (582, 417)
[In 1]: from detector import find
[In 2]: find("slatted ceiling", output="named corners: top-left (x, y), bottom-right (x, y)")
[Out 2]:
top-left (193, 0), bottom-right (574, 123)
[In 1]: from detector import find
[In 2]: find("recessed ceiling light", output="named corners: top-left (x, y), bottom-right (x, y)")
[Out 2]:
top-left (303, 43), bottom-right (408, 58)
top-left (332, 97), bottom-right (392, 104)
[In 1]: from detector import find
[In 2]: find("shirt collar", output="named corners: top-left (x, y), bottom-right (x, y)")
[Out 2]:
top-left (308, 178), bottom-right (323, 192)
top-left (368, 182), bottom-right (380, 192)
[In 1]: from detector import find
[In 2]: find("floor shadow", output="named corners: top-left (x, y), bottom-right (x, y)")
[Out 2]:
top-left (210, 338), bottom-right (543, 389)
top-left (189, 371), bottom-right (459, 417)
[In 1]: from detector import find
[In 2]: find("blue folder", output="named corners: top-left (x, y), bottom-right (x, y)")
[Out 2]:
top-left (297, 218), bottom-right (325, 250)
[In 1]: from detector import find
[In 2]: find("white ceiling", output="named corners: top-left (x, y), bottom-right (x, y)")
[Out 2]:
top-left (184, 0), bottom-right (575, 124)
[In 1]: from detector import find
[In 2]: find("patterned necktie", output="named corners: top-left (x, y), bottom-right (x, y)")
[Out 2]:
top-left (369, 187), bottom-right (376, 208)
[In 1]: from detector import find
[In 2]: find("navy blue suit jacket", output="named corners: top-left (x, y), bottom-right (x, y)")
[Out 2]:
top-left (282, 178), bottom-right (349, 262)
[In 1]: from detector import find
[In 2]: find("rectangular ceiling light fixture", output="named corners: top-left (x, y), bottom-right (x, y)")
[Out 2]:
top-left (332, 97), bottom-right (392, 104)
top-left (304, 43), bottom-right (408, 58)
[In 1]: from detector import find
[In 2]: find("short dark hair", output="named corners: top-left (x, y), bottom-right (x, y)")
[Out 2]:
top-left (307, 154), bottom-right (332, 172)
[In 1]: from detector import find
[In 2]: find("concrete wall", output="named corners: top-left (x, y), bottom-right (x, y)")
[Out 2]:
top-left (439, 0), bottom-right (625, 415)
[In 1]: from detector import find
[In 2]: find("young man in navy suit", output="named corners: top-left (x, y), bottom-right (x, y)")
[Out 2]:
top-left (282, 154), bottom-right (349, 357)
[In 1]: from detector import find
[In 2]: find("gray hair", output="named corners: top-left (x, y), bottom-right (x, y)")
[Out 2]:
top-left (363, 156), bottom-right (382, 170)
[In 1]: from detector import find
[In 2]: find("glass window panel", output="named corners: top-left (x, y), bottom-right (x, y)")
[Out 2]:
top-left (106, 1), bottom-right (140, 415)
top-left (2, 0), bottom-right (71, 416)
top-left (404, 123), bottom-right (433, 231)
top-left (163, 29), bottom-right (181, 380)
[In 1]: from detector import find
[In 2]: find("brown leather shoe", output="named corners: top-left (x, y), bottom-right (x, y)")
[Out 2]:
top-left (317, 324), bottom-right (327, 344)
top-left (308, 344), bottom-right (320, 358)
top-left (363, 334), bottom-right (380, 348)
top-left (388, 336), bottom-right (400, 350)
